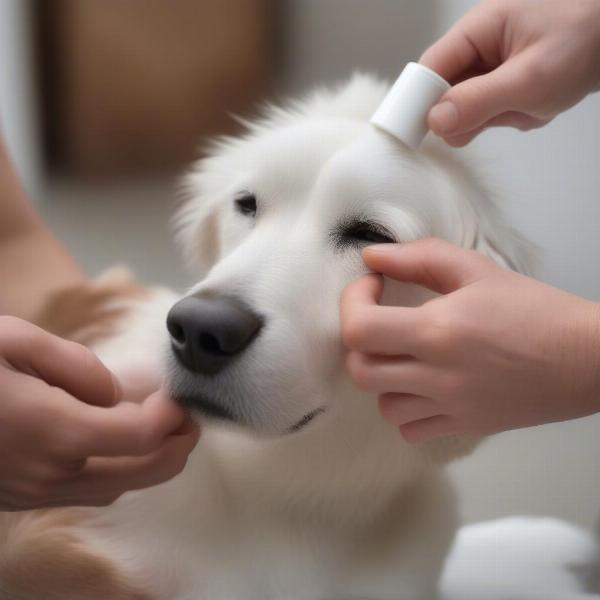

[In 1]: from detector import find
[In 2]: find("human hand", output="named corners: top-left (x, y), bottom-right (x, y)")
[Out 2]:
top-left (341, 238), bottom-right (600, 442)
top-left (0, 316), bottom-right (199, 511)
top-left (420, 0), bottom-right (600, 146)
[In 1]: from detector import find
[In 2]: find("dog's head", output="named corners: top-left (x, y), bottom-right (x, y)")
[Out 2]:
top-left (166, 75), bottom-right (533, 441)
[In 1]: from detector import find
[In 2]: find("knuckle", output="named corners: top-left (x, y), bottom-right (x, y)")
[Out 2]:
top-left (421, 315), bottom-right (459, 350)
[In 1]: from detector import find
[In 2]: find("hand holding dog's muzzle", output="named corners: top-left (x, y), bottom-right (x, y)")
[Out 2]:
top-left (0, 317), bottom-right (199, 511)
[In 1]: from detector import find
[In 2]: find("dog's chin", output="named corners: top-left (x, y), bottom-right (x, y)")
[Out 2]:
top-left (176, 393), bottom-right (238, 423)
top-left (174, 393), bottom-right (325, 436)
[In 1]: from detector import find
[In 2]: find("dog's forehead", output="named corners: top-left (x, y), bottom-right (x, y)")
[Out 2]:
top-left (239, 119), bottom-right (366, 190)
top-left (312, 128), bottom-right (429, 206)
top-left (223, 119), bottom-right (451, 225)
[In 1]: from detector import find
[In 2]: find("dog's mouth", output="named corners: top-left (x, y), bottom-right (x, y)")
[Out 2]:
top-left (175, 393), bottom-right (325, 434)
top-left (176, 394), bottom-right (237, 422)
top-left (287, 407), bottom-right (326, 433)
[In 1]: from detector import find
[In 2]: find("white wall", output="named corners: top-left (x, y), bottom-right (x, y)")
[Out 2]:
top-left (277, 0), bottom-right (437, 94)
top-left (0, 0), bottom-right (41, 200)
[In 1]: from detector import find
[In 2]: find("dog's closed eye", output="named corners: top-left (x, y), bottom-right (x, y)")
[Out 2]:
top-left (234, 192), bottom-right (257, 217)
top-left (331, 218), bottom-right (396, 249)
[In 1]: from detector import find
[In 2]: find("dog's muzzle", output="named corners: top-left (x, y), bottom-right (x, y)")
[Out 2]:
top-left (167, 294), bottom-right (263, 375)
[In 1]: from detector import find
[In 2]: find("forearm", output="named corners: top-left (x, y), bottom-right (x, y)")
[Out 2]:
top-left (0, 140), bottom-right (84, 321)
top-left (0, 226), bottom-right (83, 320)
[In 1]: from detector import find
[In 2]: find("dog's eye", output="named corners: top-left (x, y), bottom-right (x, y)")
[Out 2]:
top-left (234, 193), bottom-right (257, 217)
top-left (333, 219), bottom-right (395, 248)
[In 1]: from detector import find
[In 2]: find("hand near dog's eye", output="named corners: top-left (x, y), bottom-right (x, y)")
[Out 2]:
top-left (0, 317), bottom-right (199, 511)
top-left (340, 238), bottom-right (600, 443)
top-left (420, 0), bottom-right (600, 146)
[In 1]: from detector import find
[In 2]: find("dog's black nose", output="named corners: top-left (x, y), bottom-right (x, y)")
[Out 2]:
top-left (167, 295), bottom-right (263, 375)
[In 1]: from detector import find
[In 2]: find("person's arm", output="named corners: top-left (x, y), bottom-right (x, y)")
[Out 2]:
top-left (419, 0), bottom-right (600, 146)
top-left (0, 140), bottom-right (83, 320)
top-left (0, 137), bottom-right (200, 510)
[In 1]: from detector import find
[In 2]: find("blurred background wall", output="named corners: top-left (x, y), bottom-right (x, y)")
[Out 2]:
top-left (1, 0), bottom-right (598, 531)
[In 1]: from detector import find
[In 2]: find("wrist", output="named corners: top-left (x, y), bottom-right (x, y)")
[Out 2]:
top-left (0, 227), bottom-right (85, 321)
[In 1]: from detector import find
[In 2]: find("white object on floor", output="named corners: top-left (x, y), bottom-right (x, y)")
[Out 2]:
top-left (441, 517), bottom-right (600, 599)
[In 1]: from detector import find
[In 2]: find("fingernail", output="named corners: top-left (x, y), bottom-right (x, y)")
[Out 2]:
top-left (429, 101), bottom-right (458, 135)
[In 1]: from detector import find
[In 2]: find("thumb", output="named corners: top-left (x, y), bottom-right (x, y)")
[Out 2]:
top-left (362, 238), bottom-right (489, 295)
top-left (428, 59), bottom-right (526, 137)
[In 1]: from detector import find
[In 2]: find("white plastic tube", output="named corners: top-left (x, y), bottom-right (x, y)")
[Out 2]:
top-left (370, 62), bottom-right (450, 150)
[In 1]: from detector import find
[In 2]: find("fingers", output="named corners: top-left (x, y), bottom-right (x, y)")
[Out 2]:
top-left (378, 393), bottom-right (442, 426)
top-left (11, 426), bottom-right (200, 509)
top-left (362, 239), bottom-right (490, 295)
top-left (72, 389), bottom-right (190, 458)
top-left (441, 110), bottom-right (549, 147)
top-left (0, 316), bottom-right (119, 407)
top-left (421, 0), bottom-right (543, 144)
top-left (428, 60), bottom-right (528, 138)
top-left (419, 2), bottom-right (505, 83)
top-left (343, 272), bottom-right (384, 306)
top-left (340, 275), bottom-right (423, 355)
top-left (59, 426), bottom-right (200, 499)
top-left (346, 352), bottom-right (427, 395)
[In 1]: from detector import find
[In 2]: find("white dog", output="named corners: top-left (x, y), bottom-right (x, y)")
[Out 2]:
top-left (1, 75), bottom-right (596, 600)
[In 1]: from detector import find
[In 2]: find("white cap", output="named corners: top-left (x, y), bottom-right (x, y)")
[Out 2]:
top-left (370, 62), bottom-right (450, 150)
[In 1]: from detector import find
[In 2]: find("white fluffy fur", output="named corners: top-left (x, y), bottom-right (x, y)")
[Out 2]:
top-left (62, 75), bottom-right (595, 599)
